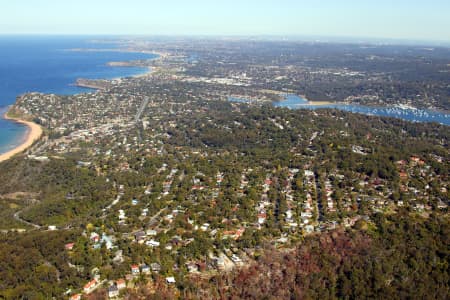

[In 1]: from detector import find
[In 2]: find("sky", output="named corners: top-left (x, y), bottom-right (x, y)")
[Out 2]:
top-left (1, 0), bottom-right (449, 42)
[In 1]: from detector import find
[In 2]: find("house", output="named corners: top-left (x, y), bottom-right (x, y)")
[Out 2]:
top-left (90, 232), bottom-right (100, 243)
top-left (146, 229), bottom-right (157, 236)
top-left (65, 243), bottom-right (75, 250)
top-left (118, 210), bottom-right (126, 220)
top-left (437, 200), bottom-right (447, 209)
top-left (235, 227), bottom-right (245, 239)
top-left (116, 279), bottom-right (126, 290)
top-left (134, 231), bottom-right (146, 242)
top-left (108, 285), bottom-right (119, 298)
top-left (200, 223), bottom-right (210, 231)
top-left (257, 213), bottom-right (267, 224)
top-left (77, 161), bottom-right (92, 167)
top-left (304, 225), bottom-right (314, 234)
top-left (223, 230), bottom-right (236, 239)
top-left (415, 203), bottom-right (425, 211)
top-left (231, 254), bottom-right (242, 263)
top-left (186, 262), bottom-right (199, 273)
top-left (69, 294), bottom-right (81, 300)
top-left (101, 234), bottom-right (114, 250)
top-left (166, 276), bottom-right (176, 284)
top-left (141, 264), bottom-right (151, 274)
top-left (145, 239), bottom-right (160, 247)
top-left (396, 160), bottom-right (407, 166)
top-left (151, 263), bottom-right (161, 273)
top-left (399, 172), bottom-right (408, 180)
top-left (131, 265), bottom-right (140, 275)
top-left (285, 210), bottom-right (293, 219)
top-left (83, 279), bottom-right (98, 294)
top-left (113, 250), bottom-right (123, 263)
top-left (170, 236), bottom-right (183, 246)
top-left (163, 214), bottom-right (174, 223)
top-left (410, 156), bottom-right (421, 164)
top-left (215, 257), bottom-right (226, 270)
top-left (304, 170), bottom-right (314, 177)
top-left (301, 211), bottom-right (312, 218)
top-left (191, 185), bottom-right (205, 191)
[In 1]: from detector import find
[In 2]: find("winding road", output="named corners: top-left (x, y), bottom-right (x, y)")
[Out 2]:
top-left (13, 209), bottom-right (41, 229)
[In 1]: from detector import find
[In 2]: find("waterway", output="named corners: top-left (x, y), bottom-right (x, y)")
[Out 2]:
top-left (230, 95), bottom-right (450, 126)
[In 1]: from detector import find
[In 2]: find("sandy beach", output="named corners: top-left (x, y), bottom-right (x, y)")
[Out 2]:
top-left (0, 112), bottom-right (43, 163)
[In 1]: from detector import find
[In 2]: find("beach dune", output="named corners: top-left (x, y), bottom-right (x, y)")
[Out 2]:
top-left (0, 114), bottom-right (43, 163)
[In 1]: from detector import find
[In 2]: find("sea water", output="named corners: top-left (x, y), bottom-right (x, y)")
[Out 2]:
top-left (0, 35), bottom-right (156, 155)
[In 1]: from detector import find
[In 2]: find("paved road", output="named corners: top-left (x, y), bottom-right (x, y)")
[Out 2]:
top-left (13, 210), bottom-right (41, 229)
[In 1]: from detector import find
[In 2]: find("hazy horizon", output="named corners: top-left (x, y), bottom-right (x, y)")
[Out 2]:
top-left (0, 33), bottom-right (448, 48)
top-left (1, 1), bottom-right (449, 44)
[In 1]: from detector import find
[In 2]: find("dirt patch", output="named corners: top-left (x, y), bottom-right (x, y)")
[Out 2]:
top-left (0, 192), bottom-right (39, 200)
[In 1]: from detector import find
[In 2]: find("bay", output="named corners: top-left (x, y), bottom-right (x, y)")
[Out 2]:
top-left (0, 36), bottom-right (156, 155)
top-left (230, 95), bottom-right (450, 126)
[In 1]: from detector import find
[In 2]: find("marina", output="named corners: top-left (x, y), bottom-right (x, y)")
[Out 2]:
top-left (231, 94), bottom-right (450, 126)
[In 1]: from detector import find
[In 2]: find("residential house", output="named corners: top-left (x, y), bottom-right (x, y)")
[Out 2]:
top-left (141, 264), bottom-right (151, 274)
top-left (151, 263), bottom-right (161, 273)
top-left (186, 262), bottom-right (199, 273)
top-left (166, 277), bottom-right (176, 284)
top-left (131, 265), bottom-right (140, 275)
top-left (257, 213), bottom-right (267, 224)
top-left (134, 231), bottom-right (146, 243)
top-left (145, 239), bottom-right (160, 247)
top-left (83, 279), bottom-right (98, 294)
top-left (108, 285), bottom-right (119, 298)
top-left (69, 294), bottom-right (81, 300)
top-left (116, 279), bottom-right (126, 290)
top-left (90, 232), bottom-right (100, 243)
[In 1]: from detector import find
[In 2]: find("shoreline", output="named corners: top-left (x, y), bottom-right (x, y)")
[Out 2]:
top-left (0, 48), bottom-right (161, 162)
top-left (109, 49), bottom-right (163, 79)
top-left (74, 51), bottom-right (162, 90)
top-left (0, 111), bottom-right (43, 163)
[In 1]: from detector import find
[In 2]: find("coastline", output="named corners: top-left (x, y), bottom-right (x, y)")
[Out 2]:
top-left (0, 111), bottom-right (43, 163)
top-left (0, 48), bottom-right (160, 163)
top-left (0, 44), bottom-right (162, 163)
top-left (75, 51), bottom-right (162, 90)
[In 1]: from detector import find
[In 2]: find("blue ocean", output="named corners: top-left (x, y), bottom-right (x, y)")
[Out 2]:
top-left (0, 36), bottom-right (155, 154)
